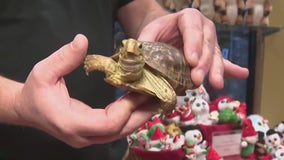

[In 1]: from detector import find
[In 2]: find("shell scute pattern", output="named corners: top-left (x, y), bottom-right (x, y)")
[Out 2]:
top-left (142, 41), bottom-right (192, 88)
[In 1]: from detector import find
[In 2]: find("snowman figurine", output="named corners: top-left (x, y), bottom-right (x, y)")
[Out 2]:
top-left (184, 126), bottom-right (208, 160)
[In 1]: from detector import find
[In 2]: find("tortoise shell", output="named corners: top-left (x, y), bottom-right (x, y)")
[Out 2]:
top-left (140, 41), bottom-right (194, 92)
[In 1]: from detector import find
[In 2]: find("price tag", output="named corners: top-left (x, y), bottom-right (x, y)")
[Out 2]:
top-left (211, 130), bottom-right (242, 157)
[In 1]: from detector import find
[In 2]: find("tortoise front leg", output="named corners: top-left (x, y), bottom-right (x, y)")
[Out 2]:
top-left (84, 54), bottom-right (117, 76)
top-left (139, 69), bottom-right (177, 114)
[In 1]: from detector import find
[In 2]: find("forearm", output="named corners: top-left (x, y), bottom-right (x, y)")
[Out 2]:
top-left (0, 76), bottom-right (23, 124)
top-left (117, 0), bottom-right (169, 38)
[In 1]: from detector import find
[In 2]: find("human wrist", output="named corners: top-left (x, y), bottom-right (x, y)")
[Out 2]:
top-left (0, 76), bottom-right (24, 125)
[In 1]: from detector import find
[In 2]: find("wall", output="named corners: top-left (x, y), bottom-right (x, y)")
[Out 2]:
top-left (260, 0), bottom-right (284, 127)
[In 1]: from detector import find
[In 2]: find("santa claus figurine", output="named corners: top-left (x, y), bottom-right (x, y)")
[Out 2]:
top-left (241, 118), bottom-right (258, 159)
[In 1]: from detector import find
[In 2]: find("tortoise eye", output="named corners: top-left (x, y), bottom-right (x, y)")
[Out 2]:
top-left (138, 44), bottom-right (142, 49)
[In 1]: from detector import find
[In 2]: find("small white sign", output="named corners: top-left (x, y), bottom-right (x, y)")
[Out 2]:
top-left (211, 130), bottom-right (242, 157)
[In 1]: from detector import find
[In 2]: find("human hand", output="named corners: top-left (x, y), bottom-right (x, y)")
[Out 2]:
top-left (138, 8), bottom-right (249, 89)
top-left (13, 34), bottom-right (158, 148)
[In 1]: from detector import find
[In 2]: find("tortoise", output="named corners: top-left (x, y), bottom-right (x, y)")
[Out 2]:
top-left (84, 38), bottom-right (195, 114)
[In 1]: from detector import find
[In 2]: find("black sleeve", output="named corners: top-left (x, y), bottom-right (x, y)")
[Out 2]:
top-left (117, 0), bottom-right (133, 8)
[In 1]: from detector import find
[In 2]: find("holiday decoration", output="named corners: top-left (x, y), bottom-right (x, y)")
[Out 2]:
top-left (275, 121), bottom-right (284, 138)
top-left (240, 118), bottom-right (258, 158)
top-left (245, 0), bottom-right (273, 26)
top-left (248, 114), bottom-right (270, 133)
top-left (265, 129), bottom-right (283, 154)
top-left (125, 79), bottom-right (284, 159)
top-left (190, 0), bottom-right (273, 26)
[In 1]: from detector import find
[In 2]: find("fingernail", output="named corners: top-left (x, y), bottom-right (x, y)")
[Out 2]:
top-left (194, 69), bottom-right (205, 85)
top-left (197, 69), bottom-right (205, 79)
top-left (189, 52), bottom-right (198, 66)
top-left (71, 34), bottom-right (81, 48)
top-left (214, 74), bottom-right (224, 89)
top-left (216, 73), bottom-right (224, 84)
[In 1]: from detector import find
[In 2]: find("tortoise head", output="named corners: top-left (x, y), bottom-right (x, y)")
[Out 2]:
top-left (121, 38), bottom-right (142, 56)
top-left (118, 38), bottom-right (145, 82)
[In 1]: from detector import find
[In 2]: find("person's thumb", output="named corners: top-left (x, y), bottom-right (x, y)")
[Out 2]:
top-left (36, 34), bottom-right (88, 83)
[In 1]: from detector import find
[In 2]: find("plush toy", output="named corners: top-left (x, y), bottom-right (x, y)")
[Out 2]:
top-left (235, 102), bottom-right (247, 121)
top-left (206, 147), bottom-right (222, 160)
top-left (166, 123), bottom-right (183, 137)
top-left (265, 129), bottom-right (283, 154)
top-left (218, 108), bottom-right (240, 124)
top-left (255, 131), bottom-right (271, 157)
top-left (272, 145), bottom-right (284, 160)
top-left (192, 0), bottom-right (216, 20)
top-left (212, 96), bottom-right (241, 124)
top-left (222, 0), bottom-right (239, 25)
top-left (262, 0), bottom-right (273, 26)
top-left (213, 0), bottom-right (244, 25)
top-left (164, 100), bottom-right (196, 126)
top-left (164, 108), bottom-right (181, 125)
top-left (190, 97), bottom-right (213, 125)
top-left (247, 114), bottom-right (270, 134)
top-left (176, 85), bottom-right (210, 105)
top-left (128, 129), bottom-right (150, 149)
top-left (184, 126), bottom-right (208, 160)
top-left (147, 126), bottom-right (168, 151)
top-left (179, 103), bottom-right (196, 126)
top-left (172, 85), bottom-right (211, 126)
top-left (214, 0), bottom-right (226, 23)
top-left (183, 139), bottom-right (197, 160)
top-left (245, 0), bottom-right (273, 26)
top-left (241, 118), bottom-right (258, 159)
top-left (157, 0), bottom-right (191, 12)
top-left (161, 134), bottom-right (186, 151)
top-left (275, 121), bottom-right (284, 138)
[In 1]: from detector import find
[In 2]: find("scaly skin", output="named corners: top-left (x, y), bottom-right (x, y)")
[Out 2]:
top-left (84, 39), bottom-right (180, 114)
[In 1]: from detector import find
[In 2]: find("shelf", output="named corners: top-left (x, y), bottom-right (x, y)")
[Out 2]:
top-left (215, 23), bottom-right (282, 36)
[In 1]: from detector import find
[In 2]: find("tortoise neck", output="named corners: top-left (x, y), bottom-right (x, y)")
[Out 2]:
top-left (118, 52), bottom-right (145, 82)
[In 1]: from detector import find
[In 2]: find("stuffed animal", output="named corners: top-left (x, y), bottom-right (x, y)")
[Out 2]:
top-left (272, 145), bottom-right (284, 160)
top-left (265, 129), bottom-right (283, 153)
top-left (245, 0), bottom-right (272, 26)
top-left (214, 0), bottom-right (226, 23)
top-left (247, 114), bottom-right (270, 133)
top-left (192, 0), bottom-right (216, 20)
top-left (190, 97), bottom-right (213, 125)
top-left (241, 118), bottom-right (258, 158)
top-left (177, 85), bottom-right (210, 105)
top-left (184, 126), bottom-right (208, 160)
top-left (222, 0), bottom-right (239, 25)
top-left (157, 0), bottom-right (191, 12)
top-left (211, 96), bottom-right (241, 124)
top-left (275, 121), bottom-right (284, 139)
